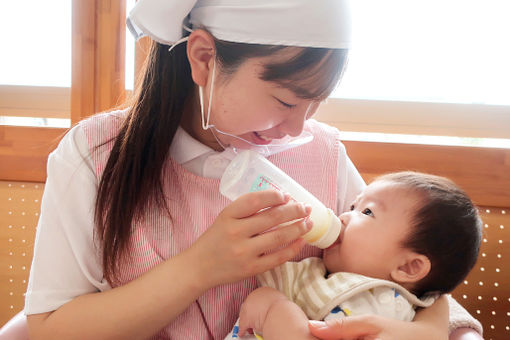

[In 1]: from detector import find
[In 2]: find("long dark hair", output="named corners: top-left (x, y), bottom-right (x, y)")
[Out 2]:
top-left (95, 33), bottom-right (348, 285)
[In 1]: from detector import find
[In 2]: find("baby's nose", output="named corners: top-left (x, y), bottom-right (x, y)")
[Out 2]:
top-left (339, 211), bottom-right (350, 225)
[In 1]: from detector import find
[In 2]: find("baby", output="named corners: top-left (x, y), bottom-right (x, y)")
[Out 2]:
top-left (225, 171), bottom-right (482, 340)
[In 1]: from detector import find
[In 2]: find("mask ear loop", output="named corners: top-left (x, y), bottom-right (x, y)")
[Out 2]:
top-left (199, 57), bottom-right (217, 130)
top-left (200, 58), bottom-right (230, 151)
top-left (168, 24), bottom-right (194, 53)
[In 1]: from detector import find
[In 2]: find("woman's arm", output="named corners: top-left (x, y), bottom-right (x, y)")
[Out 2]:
top-left (27, 251), bottom-right (206, 340)
top-left (0, 311), bottom-right (29, 340)
top-left (450, 328), bottom-right (484, 340)
top-left (28, 190), bottom-right (313, 340)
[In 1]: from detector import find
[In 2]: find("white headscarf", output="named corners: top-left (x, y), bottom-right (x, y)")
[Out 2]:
top-left (127, 0), bottom-right (352, 49)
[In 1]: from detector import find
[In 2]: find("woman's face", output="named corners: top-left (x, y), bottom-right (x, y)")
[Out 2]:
top-left (191, 55), bottom-right (323, 150)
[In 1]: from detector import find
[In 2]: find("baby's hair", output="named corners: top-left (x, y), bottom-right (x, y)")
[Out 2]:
top-left (374, 172), bottom-right (482, 296)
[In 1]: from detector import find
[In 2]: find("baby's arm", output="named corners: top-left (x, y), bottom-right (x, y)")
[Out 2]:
top-left (238, 287), bottom-right (318, 340)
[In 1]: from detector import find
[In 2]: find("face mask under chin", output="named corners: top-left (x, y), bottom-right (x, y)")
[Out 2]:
top-left (200, 59), bottom-right (314, 157)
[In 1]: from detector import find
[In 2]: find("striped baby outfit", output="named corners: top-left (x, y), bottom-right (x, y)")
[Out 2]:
top-left (257, 257), bottom-right (437, 322)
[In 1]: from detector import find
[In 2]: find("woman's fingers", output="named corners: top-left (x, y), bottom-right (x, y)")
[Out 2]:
top-left (244, 201), bottom-right (312, 236)
top-left (225, 190), bottom-right (289, 219)
top-left (308, 316), bottom-right (382, 340)
top-left (252, 217), bottom-right (313, 252)
top-left (252, 237), bottom-right (308, 273)
top-left (224, 189), bottom-right (312, 236)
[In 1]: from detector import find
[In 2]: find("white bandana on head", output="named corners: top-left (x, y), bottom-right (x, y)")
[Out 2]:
top-left (127, 0), bottom-right (352, 49)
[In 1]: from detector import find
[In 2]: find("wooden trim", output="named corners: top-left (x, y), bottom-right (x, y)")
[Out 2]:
top-left (0, 126), bottom-right (67, 182)
top-left (95, 0), bottom-right (127, 113)
top-left (0, 85), bottom-right (70, 119)
top-left (343, 141), bottom-right (510, 208)
top-left (71, 0), bottom-right (126, 124)
top-left (316, 98), bottom-right (510, 139)
top-left (71, 0), bottom-right (96, 124)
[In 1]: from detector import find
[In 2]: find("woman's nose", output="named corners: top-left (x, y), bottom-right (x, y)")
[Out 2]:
top-left (280, 102), bottom-right (319, 137)
top-left (280, 114), bottom-right (306, 137)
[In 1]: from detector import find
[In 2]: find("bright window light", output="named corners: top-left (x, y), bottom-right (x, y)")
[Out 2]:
top-left (0, 1), bottom-right (71, 87)
top-left (333, 0), bottom-right (510, 106)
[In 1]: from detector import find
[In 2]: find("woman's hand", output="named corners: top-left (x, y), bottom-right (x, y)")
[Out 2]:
top-left (187, 190), bottom-right (313, 289)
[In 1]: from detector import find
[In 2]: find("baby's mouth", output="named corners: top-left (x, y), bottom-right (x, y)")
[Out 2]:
top-left (326, 223), bottom-right (345, 249)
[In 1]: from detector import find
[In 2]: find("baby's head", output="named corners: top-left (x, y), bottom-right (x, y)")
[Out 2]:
top-left (323, 171), bottom-right (482, 296)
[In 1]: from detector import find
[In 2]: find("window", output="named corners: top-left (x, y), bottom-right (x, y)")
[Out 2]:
top-left (0, 1), bottom-right (71, 87)
top-left (320, 0), bottom-right (510, 145)
top-left (0, 0), bottom-right (72, 125)
top-left (335, 0), bottom-right (510, 106)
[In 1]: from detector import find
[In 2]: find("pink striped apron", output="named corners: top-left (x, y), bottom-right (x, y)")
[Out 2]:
top-left (82, 109), bottom-right (340, 339)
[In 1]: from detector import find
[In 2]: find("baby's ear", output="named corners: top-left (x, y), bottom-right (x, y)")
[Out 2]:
top-left (390, 252), bottom-right (431, 284)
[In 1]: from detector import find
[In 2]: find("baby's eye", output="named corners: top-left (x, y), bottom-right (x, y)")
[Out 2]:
top-left (350, 204), bottom-right (355, 211)
top-left (362, 208), bottom-right (374, 217)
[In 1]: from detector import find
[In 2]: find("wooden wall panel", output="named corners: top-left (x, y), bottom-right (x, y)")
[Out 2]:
top-left (1, 124), bottom-right (508, 208)
top-left (343, 141), bottom-right (510, 208)
top-left (0, 127), bottom-right (66, 182)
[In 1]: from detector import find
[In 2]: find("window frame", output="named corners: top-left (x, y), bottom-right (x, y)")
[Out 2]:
top-left (317, 98), bottom-right (510, 139)
top-left (0, 85), bottom-right (70, 119)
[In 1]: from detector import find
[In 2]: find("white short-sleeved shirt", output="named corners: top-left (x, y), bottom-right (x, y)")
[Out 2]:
top-left (24, 123), bottom-right (366, 315)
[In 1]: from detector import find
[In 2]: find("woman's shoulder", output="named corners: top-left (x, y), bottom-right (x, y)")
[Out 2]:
top-left (80, 108), bottom-right (129, 138)
top-left (304, 118), bottom-right (346, 155)
top-left (77, 108), bottom-right (129, 152)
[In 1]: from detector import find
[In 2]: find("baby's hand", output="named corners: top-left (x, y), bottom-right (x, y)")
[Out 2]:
top-left (238, 287), bottom-right (290, 337)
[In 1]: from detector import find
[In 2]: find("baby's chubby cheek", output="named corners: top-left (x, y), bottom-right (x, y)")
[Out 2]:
top-left (322, 246), bottom-right (342, 273)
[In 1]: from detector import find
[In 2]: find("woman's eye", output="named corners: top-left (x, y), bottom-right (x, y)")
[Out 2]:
top-left (362, 208), bottom-right (374, 217)
top-left (277, 98), bottom-right (296, 109)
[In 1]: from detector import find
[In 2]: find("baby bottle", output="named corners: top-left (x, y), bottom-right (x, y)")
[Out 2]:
top-left (220, 150), bottom-right (341, 249)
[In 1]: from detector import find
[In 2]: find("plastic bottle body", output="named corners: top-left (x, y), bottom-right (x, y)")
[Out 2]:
top-left (219, 150), bottom-right (341, 248)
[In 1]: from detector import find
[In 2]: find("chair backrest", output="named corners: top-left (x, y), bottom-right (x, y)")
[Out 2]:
top-left (450, 207), bottom-right (510, 340)
top-left (1, 180), bottom-right (509, 339)
top-left (0, 181), bottom-right (42, 327)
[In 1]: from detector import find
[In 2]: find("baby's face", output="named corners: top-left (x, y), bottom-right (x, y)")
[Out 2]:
top-left (323, 180), bottom-right (419, 280)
